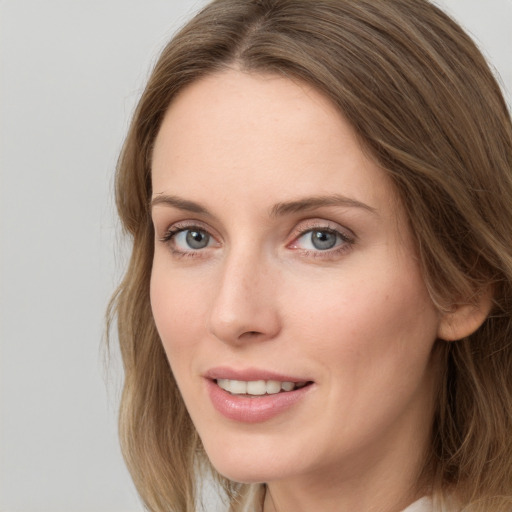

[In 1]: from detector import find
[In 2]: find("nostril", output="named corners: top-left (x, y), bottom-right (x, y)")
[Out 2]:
top-left (242, 331), bottom-right (264, 338)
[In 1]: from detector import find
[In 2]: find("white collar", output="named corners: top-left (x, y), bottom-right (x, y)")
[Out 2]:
top-left (401, 497), bottom-right (433, 512)
top-left (240, 487), bottom-right (436, 512)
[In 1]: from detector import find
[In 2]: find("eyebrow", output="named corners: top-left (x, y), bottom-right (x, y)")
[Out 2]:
top-left (150, 193), bottom-right (377, 217)
top-left (269, 194), bottom-right (377, 217)
top-left (150, 194), bottom-right (211, 216)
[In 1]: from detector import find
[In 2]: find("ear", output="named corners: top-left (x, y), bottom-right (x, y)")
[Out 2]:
top-left (437, 288), bottom-right (493, 341)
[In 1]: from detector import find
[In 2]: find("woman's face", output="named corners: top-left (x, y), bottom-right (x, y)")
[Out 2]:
top-left (150, 70), bottom-right (442, 488)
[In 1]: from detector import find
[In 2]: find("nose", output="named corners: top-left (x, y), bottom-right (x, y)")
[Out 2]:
top-left (207, 249), bottom-right (281, 345)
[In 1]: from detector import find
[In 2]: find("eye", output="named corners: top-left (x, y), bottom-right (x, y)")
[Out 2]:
top-left (304, 230), bottom-right (339, 250)
top-left (291, 227), bottom-right (352, 252)
top-left (161, 226), bottom-right (216, 253)
top-left (176, 229), bottom-right (211, 250)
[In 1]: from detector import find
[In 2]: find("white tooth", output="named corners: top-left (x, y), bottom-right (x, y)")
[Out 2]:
top-left (266, 380), bottom-right (281, 394)
top-left (230, 380), bottom-right (248, 394)
top-left (281, 381), bottom-right (295, 392)
top-left (217, 379), bottom-right (230, 392)
top-left (247, 380), bottom-right (266, 395)
top-left (218, 378), bottom-right (306, 395)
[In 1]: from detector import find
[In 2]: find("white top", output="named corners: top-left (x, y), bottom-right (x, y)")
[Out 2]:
top-left (402, 497), bottom-right (433, 512)
top-left (238, 487), bottom-right (437, 512)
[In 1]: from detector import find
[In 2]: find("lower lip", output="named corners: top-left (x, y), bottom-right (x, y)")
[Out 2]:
top-left (206, 379), bottom-right (313, 423)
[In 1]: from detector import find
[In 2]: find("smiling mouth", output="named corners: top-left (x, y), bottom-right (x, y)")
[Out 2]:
top-left (215, 379), bottom-right (311, 396)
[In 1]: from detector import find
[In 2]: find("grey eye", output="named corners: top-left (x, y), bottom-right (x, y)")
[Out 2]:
top-left (185, 229), bottom-right (211, 249)
top-left (310, 230), bottom-right (338, 250)
top-left (169, 228), bottom-right (212, 250)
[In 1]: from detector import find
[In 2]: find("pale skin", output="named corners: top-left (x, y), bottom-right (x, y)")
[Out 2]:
top-left (149, 69), bottom-right (490, 512)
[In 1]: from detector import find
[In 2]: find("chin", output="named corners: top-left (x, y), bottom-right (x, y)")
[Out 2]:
top-left (202, 439), bottom-right (294, 484)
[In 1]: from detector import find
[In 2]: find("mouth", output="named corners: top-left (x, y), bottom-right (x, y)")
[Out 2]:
top-left (215, 378), bottom-right (311, 396)
top-left (205, 370), bottom-right (314, 422)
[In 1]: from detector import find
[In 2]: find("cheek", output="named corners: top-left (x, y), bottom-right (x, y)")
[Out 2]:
top-left (150, 263), bottom-right (207, 359)
top-left (284, 259), bottom-right (439, 376)
top-left (284, 269), bottom-right (439, 445)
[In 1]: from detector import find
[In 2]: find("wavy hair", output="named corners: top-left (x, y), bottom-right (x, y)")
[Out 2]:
top-left (108, 1), bottom-right (512, 510)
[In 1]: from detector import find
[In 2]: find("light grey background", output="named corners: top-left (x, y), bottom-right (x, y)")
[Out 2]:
top-left (0, 1), bottom-right (510, 511)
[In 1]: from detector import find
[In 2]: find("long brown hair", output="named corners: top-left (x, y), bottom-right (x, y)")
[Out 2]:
top-left (108, 1), bottom-right (512, 510)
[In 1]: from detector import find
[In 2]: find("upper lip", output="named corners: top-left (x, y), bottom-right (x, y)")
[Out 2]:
top-left (204, 366), bottom-right (311, 383)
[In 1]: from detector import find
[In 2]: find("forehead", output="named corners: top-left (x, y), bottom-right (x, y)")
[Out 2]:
top-left (153, 70), bottom-right (348, 162)
top-left (151, 69), bottom-right (397, 217)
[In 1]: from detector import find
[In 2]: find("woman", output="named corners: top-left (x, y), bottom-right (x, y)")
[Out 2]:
top-left (109, 1), bottom-right (512, 511)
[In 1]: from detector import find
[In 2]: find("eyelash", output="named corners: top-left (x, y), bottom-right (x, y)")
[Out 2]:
top-left (291, 227), bottom-right (354, 259)
top-left (159, 222), bottom-right (355, 260)
top-left (159, 223), bottom-right (214, 259)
